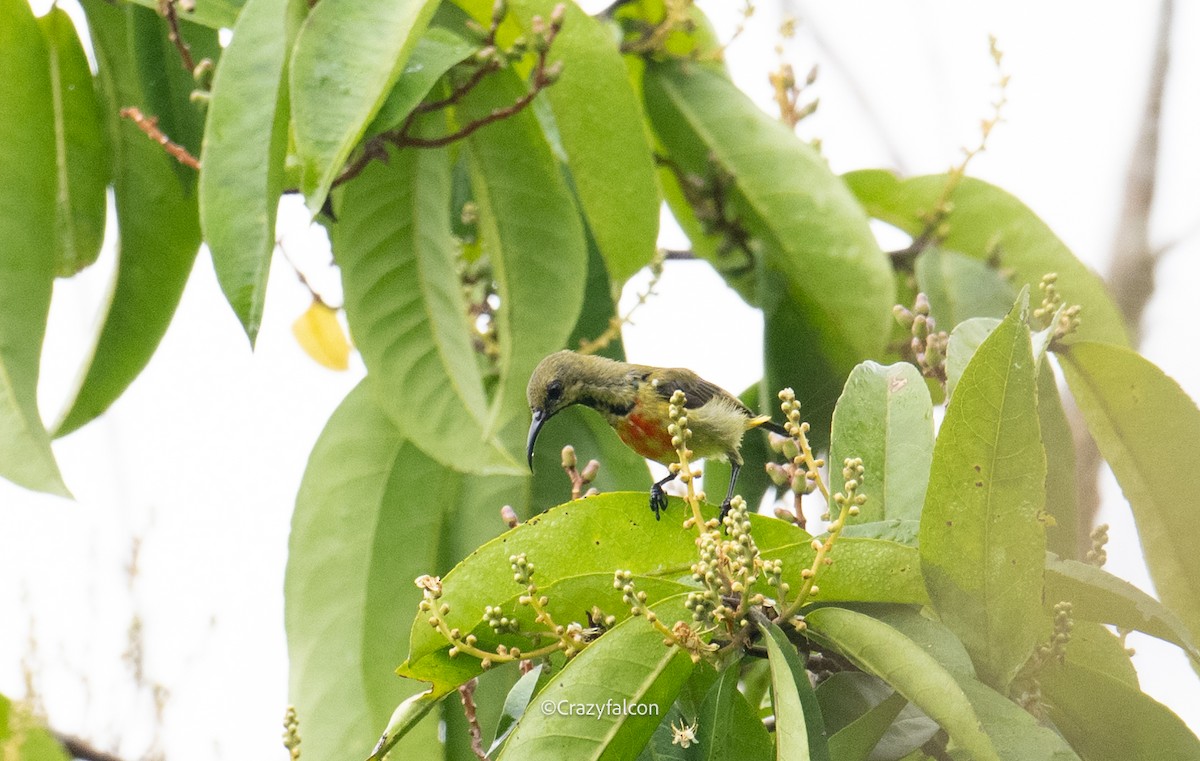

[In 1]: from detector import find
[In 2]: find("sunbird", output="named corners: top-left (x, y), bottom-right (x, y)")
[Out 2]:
top-left (526, 351), bottom-right (788, 519)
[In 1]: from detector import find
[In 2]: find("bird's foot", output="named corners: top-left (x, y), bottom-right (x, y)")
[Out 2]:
top-left (650, 484), bottom-right (668, 520)
top-left (719, 499), bottom-right (733, 533)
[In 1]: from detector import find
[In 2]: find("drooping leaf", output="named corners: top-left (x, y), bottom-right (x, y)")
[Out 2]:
top-left (460, 66), bottom-right (587, 452)
top-left (914, 247), bottom-right (1015, 331)
top-left (803, 607), bottom-right (1000, 761)
top-left (199, 0), bottom-right (304, 344)
top-left (0, 0), bottom-right (69, 496)
top-left (760, 618), bottom-right (831, 761)
top-left (508, 0), bottom-right (659, 288)
top-left (1059, 341), bottom-right (1200, 657)
top-left (287, 383), bottom-right (463, 761)
top-left (920, 299), bottom-right (1046, 689)
top-left (953, 678), bottom-right (1079, 761)
top-left (829, 361), bottom-right (934, 523)
top-left (1037, 363), bottom-right (1078, 559)
top-left (487, 664), bottom-right (548, 756)
top-left (817, 672), bottom-right (937, 761)
top-left (845, 170), bottom-right (1127, 346)
top-left (38, 7), bottom-right (109, 277)
top-left (686, 660), bottom-right (773, 761)
top-left (1043, 554), bottom-right (1200, 662)
top-left (644, 60), bottom-right (894, 445)
top-left (943, 317), bottom-right (999, 400)
top-left (1042, 660), bottom-right (1200, 760)
top-left (362, 25), bottom-right (476, 138)
top-left (330, 133), bottom-right (520, 474)
top-left (290, 0), bottom-right (439, 209)
top-left (58, 0), bottom-right (204, 438)
top-left (496, 595), bottom-right (696, 761)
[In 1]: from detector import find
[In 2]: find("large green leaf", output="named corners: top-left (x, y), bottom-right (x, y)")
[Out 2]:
top-left (331, 132), bottom-right (519, 475)
top-left (1043, 554), bottom-right (1200, 661)
top-left (919, 299), bottom-right (1046, 689)
top-left (829, 361), bottom-right (934, 523)
top-left (760, 618), bottom-right (830, 761)
top-left (845, 170), bottom-right (1127, 346)
top-left (0, 0), bottom-right (69, 496)
top-left (509, 0), bottom-right (658, 287)
top-left (817, 672), bottom-right (934, 761)
top-left (399, 494), bottom-right (922, 695)
top-left (944, 317), bottom-right (999, 400)
top-left (914, 247), bottom-right (1015, 331)
top-left (290, 0), bottom-right (439, 208)
top-left (38, 7), bottom-right (108, 277)
top-left (685, 661), bottom-right (773, 761)
top-left (1059, 341), bottom-right (1200, 651)
top-left (199, 0), bottom-right (303, 345)
top-left (286, 383), bottom-right (450, 761)
top-left (497, 595), bottom-right (697, 761)
top-left (1042, 661), bottom-right (1200, 760)
top-left (461, 67), bottom-right (588, 451)
top-left (643, 60), bottom-right (894, 444)
top-left (0, 693), bottom-right (70, 761)
top-left (803, 607), bottom-right (1000, 761)
top-left (58, 0), bottom-right (203, 438)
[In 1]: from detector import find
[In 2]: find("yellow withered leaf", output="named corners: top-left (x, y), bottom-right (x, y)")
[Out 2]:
top-left (292, 300), bottom-right (350, 370)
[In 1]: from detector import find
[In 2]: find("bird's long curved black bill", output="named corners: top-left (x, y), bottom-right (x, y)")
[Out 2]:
top-left (527, 409), bottom-right (546, 472)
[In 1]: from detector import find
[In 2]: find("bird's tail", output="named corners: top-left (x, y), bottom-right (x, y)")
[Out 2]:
top-left (748, 415), bottom-right (789, 437)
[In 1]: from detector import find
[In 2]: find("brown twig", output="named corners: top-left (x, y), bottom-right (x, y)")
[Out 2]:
top-left (119, 107), bottom-right (200, 170)
top-left (52, 733), bottom-right (128, 761)
top-left (157, 0), bottom-right (196, 72)
top-left (458, 679), bottom-right (487, 761)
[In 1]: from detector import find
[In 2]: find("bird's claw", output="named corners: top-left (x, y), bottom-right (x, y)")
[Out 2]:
top-left (719, 499), bottom-right (733, 533)
top-left (650, 484), bottom-right (667, 520)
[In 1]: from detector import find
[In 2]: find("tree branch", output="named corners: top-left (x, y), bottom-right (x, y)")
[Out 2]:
top-left (119, 107), bottom-right (200, 170)
top-left (52, 732), bottom-right (128, 761)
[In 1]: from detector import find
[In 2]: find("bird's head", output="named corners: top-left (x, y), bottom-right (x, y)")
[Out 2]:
top-left (526, 350), bottom-right (621, 470)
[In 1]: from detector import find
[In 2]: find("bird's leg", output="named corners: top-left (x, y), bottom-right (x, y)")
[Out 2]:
top-left (649, 472), bottom-right (677, 520)
top-left (719, 462), bottom-right (741, 525)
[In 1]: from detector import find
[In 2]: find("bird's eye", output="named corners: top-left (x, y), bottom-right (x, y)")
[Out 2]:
top-left (546, 379), bottom-right (563, 401)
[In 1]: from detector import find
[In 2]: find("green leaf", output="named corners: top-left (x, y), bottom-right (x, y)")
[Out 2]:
top-left (461, 67), bottom-right (588, 451)
top-left (488, 664), bottom-right (547, 756)
top-left (919, 299), bottom-right (1046, 689)
top-left (0, 0), bottom-right (69, 496)
top-left (199, 0), bottom-right (303, 345)
top-left (760, 618), bottom-right (831, 761)
top-left (762, 537), bottom-right (927, 606)
top-left (1059, 341), bottom-right (1200, 657)
top-left (1037, 364), bottom-right (1078, 559)
top-left (129, 6), bottom-right (218, 184)
top-left (687, 661), bottom-right (773, 761)
top-left (286, 383), bottom-right (457, 761)
top-left (330, 133), bottom-right (520, 475)
top-left (1042, 660), bottom-right (1200, 760)
top-left (509, 0), bottom-right (659, 287)
top-left (953, 678), bottom-right (1079, 761)
top-left (496, 595), bottom-right (696, 761)
top-left (845, 170), bottom-right (1128, 346)
top-left (1063, 621), bottom-right (1138, 689)
top-left (817, 672), bottom-right (936, 761)
top-left (829, 361), bottom-right (934, 523)
top-left (368, 689), bottom-right (446, 761)
top-left (38, 7), bottom-right (108, 277)
top-left (914, 247), bottom-right (1015, 331)
top-left (290, 0), bottom-right (438, 209)
top-left (944, 317), bottom-right (999, 400)
top-left (58, 0), bottom-right (203, 438)
top-left (644, 60), bottom-right (894, 445)
top-left (803, 607), bottom-right (1000, 761)
top-left (362, 25), bottom-right (475, 138)
top-left (1043, 554), bottom-right (1200, 661)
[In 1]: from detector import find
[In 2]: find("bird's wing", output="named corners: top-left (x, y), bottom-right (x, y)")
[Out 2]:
top-left (649, 369), bottom-right (754, 417)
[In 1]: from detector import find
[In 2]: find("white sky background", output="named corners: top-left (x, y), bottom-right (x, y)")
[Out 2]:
top-left (2, 1), bottom-right (1199, 759)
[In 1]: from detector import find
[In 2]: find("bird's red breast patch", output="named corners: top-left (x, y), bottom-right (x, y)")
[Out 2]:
top-left (615, 411), bottom-right (676, 463)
